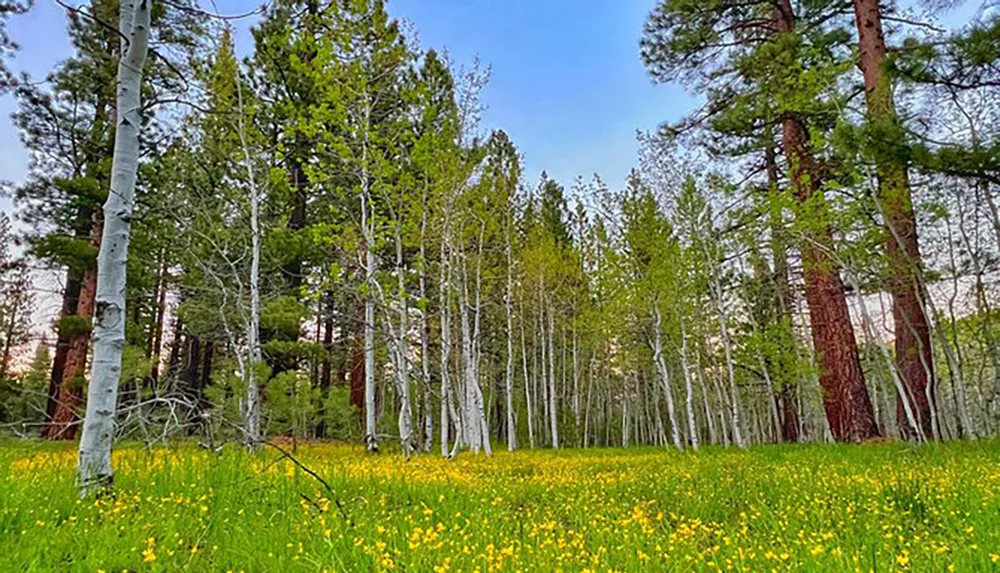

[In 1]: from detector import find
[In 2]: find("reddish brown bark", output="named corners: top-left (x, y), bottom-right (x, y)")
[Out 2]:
top-left (774, 0), bottom-right (880, 442)
top-left (44, 239), bottom-right (99, 440)
top-left (780, 385), bottom-right (800, 443)
top-left (852, 0), bottom-right (934, 439)
top-left (783, 118), bottom-right (879, 442)
top-left (44, 267), bottom-right (81, 426)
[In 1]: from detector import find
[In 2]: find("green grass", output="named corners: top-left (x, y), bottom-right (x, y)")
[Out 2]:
top-left (2, 440), bottom-right (1000, 571)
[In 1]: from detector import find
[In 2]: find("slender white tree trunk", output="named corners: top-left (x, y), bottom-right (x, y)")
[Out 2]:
top-left (504, 231), bottom-right (516, 451)
top-left (621, 375), bottom-right (630, 447)
top-left (77, 0), bottom-right (151, 496)
top-left (710, 367), bottom-right (731, 446)
top-left (519, 296), bottom-right (535, 448)
top-left (846, 270), bottom-right (924, 442)
top-left (757, 350), bottom-right (781, 442)
top-left (471, 226), bottom-right (492, 455)
top-left (439, 235), bottom-right (456, 456)
top-left (235, 42), bottom-right (262, 450)
top-left (651, 305), bottom-right (683, 450)
top-left (459, 256), bottom-right (478, 453)
top-left (572, 324), bottom-right (580, 436)
top-left (420, 204), bottom-right (433, 452)
top-left (361, 106), bottom-right (378, 453)
top-left (394, 222), bottom-right (413, 458)
top-left (711, 278), bottom-right (744, 448)
top-left (679, 316), bottom-right (699, 450)
top-left (547, 297), bottom-right (559, 449)
top-left (923, 279), bottom-right (973, 438)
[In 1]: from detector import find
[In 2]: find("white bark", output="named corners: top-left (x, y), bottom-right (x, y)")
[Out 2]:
top-left (572, 325), bottom-right (580, 433)
top-left (77, 0), bottom-right (151, 496)
top-left (466, 224), bottom-right (492, 455)
top-left (651, 305), bottom-right (683, 450)
top-left (439, 233), bottom-right (456, 456)
top-left (519, 296), bottom-right (535, 448)
top-left (393, 221), bottom-right (413, 458)
top-left (361, 103), bottom-right (378, 453)
top-left (459, 255), bottom-right (478, 453)
top-left (420, 202), bottom-right (433, 452)
top-left (711, 275), bottom-right (744, 448)
top-left (235, 39), bottom-right (262, 450)
top-left (547, 296), bottom-right (559, 449)
top-left (504, 227), bottom-right (516, 451)
top-left (679, 316), bottom-right (699, 450)
top-left (845, 269), bottom-right (924, 442)
top-left (757, 350), bottom-right (781, 442)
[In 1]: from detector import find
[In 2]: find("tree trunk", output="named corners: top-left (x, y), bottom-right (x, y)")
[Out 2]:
top-left (440, 236), bottom-right (454, 456)
top-left (45, 217), bottom-right (101, 441)
top-left (852, 0), bottom-right (934, 440)
top-left (392, 222), bottom-right (413, 457)
top-left (200, 341), bottom-right (214, 394)
top-left (546, 295), bottom-right (559, 449)
top-left (77, 0), bottom-right (151, 496)
top-left (316, 291), bottom-right (334, 437)
top-left (847, 269), bottom-right (922, 439)
top-left (504, 229), bottom-right (516, 451)
top-left (519, 296), bottom-right (534, 448)
top-left (772, 0), bottom-right (879, 444)
top-left (148, 263), bottom-right (167, 383)
top-left (45, 266), bottom-right (82, 430)
top-left (652, 305), bottom-right (683, 450)
top-left (363, 241), bottom-right (377, 453)
top-left (710, 266), bottom-right (745, 448)
top-left (679, 318), bottom-right (699, 450)
top-left (779, 385), bottom-right (800, 442)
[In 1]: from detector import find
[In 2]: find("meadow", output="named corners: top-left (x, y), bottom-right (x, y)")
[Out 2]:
top-left (2, 441), bottom-right (1000, 572)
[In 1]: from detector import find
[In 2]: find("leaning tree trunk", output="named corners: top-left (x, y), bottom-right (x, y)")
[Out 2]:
top-left (771, 0), bottom-right (879, 443)
top-left (852, 0), bottom-right (934, 440)
top-left (77, 0), bottom-right (151, 496)
top-left (783, 115), bottom-right (879, 442)
top-left (651, 305), bottom-right (683, 451)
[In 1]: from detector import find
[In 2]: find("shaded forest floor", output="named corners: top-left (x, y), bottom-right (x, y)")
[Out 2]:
top-left (2, 440), bottom-right (1000, 571)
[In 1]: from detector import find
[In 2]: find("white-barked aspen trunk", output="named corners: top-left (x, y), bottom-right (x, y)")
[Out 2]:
top-left (77, 0), bottom-right (151, 496)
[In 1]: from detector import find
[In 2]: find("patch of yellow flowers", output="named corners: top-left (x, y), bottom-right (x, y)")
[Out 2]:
top-left (3, 441), bottom-right (1000, 571)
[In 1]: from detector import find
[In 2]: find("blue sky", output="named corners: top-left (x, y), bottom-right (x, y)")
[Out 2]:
top-left (0, 0), bottom-right (692, 214)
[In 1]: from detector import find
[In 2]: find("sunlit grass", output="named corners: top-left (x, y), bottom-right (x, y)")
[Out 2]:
top-left (2, 440), bottom-right (999, 571)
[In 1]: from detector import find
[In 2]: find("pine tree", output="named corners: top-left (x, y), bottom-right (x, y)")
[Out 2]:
top-left (851, 0), bottom-right (936, 440)
top-left (641, 0), bottom-right (880, 441)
